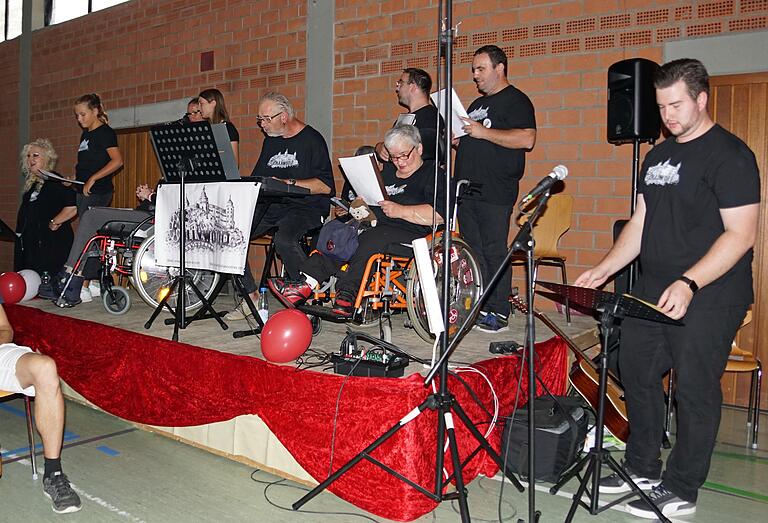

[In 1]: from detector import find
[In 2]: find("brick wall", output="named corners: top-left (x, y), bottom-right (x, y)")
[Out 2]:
top-left (1, 0), bottom-right (766, 283)
top-left (333, 0), bottom-right (767, 286)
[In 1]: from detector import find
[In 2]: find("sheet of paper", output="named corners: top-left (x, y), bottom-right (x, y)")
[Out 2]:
top-left (38, 169), bottom-right (84, 185)
top-left (338, 154), bottom-right (386, 206)
top-left (430, 88), bottom-right (469, 138)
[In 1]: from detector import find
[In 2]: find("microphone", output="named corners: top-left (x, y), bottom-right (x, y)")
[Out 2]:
top-left (520, 165), bottom-right (568, 203)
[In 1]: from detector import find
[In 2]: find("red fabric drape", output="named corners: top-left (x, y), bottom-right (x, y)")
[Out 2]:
top-left (7, 304), bottom-right (567, 521)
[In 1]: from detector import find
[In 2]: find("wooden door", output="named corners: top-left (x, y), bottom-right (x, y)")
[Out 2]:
top-left (114, 127), bottom-right (162, 208)
top-left (710, 73), bottom-right (768, 410)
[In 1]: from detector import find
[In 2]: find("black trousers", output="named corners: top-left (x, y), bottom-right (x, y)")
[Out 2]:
top-left (620, 304), bottom-right (747, 502)
top-left (241, 203), bottom-right (324, 294)
top-left (301, 224), bottom-right (419, 296)
top-left (457, 197), bottom-right (514, 316)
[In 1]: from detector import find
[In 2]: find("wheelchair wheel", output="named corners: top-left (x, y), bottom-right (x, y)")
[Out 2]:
top-left (406, 237), bottom-right (483, 342)
top-left (102, 286), bottom-right (131, 315)
top-left (132, 233), bottom-right (221, 312)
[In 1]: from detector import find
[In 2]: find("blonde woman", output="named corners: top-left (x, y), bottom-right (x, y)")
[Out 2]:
top-left (14, 139), bottom-right (77, 275)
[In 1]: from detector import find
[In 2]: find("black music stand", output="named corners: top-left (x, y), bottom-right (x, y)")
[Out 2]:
top-left (144, 121), bottom-right (230, 341)
top-left (536, 281), bottom-right (678, 523)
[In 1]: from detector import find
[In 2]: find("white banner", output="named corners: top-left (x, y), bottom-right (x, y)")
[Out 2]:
top-left (155, 182), bottom-right (261, 274)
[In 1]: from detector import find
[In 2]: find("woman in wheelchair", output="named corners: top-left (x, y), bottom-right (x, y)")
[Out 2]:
top-left (269, 124), bottom-right (451, 318)
top-left (38, 185), bottom-right (156, 306)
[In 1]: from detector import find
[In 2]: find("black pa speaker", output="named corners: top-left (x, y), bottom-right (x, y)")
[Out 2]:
top-left (607, 58), bottom-right (661, 144)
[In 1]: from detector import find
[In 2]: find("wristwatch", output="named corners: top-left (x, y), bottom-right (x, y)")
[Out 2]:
top-left (288, 178), bottom-right (297, 186)
top-left (678, 276), bottom-right (699, 294)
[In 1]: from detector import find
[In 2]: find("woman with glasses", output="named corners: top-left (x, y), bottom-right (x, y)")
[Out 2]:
top-left (183, 97), bottom-right (205, 123)
top-left (270, 124), bottom-right (451, 318)
top-left (198, 88), bottom-right (239, 166)
top-left (14, 139), bottom-right (77, 276)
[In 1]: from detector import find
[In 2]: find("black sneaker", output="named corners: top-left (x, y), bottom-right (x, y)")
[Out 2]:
top-left (332, 291), bottom-right (355, 318)
top-left (43, 472), bottom-right (82, 514)
top-left (54, 275), bottom-right (84, 308)
top-left (475, 312), bottom-right (509, 333)
top-left (625, 484), bottom-right (696, 518)
top-left (599, 461), bottom-right (660, 494)
top-left (267, 277), bottom-right (312, 308)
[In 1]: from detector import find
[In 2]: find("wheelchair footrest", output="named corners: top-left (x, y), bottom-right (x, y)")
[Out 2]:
top-left (298, 303), bottom-right (350, 323)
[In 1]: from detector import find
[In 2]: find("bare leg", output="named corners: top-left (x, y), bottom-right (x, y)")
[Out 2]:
top-left (15, 353), bottom-right (64, 459)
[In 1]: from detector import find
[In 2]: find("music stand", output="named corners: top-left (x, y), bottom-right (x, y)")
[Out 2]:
top-left (144, 121), bottom-right (230, 341)
top-left (0, 218), bottom-right (18, 243)
top-left (536, 281), bottom-right (678, 523)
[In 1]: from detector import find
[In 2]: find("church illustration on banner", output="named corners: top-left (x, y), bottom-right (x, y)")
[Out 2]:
top-left (166, 187), bottom-right (247, 252)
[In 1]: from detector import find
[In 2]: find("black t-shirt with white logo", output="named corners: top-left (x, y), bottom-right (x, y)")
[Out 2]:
top-left (455, 84), bottom-right (536, 204)
top-left (635, 124), bottom-right (761, 310)
top-left (251, 125), bottom-right (334, 215)
top-left (75, 124), bottom-right (119, 194)
top-left (375, 160), bottom-right (451, 235)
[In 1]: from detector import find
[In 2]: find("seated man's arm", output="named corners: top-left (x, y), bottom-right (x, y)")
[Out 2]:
top-left (293, 177), bottom-right (333, 194)
top-left (0, 305), bottom-right (14, 344)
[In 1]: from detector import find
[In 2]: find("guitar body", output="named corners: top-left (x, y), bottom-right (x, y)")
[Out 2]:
top-left (568, 360), bottom-right (629, 443)
top-left (509, 295), bottom-right (630, 443)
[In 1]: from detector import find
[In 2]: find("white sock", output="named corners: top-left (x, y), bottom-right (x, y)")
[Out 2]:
top-left (302, 273), bottom-right (319, 289)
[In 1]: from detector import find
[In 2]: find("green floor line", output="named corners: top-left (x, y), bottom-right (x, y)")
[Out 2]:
top-left (703, 481), bottom-right (768, 503)
top-left (711, 449), bottom-right (768, 464)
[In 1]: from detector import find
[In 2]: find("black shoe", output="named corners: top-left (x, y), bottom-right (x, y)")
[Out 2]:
top-left (625, 484), bottom-right (696, 518)
top-left (43, 472), bottom-right (82, 514)
top-left (38, 271), bottom-right (67, 300)
top-left (54, 275), bottom-right (84, 307)
top-left (599, 460), bottom-right (660, 494)
top-left (332, 291), bottom-right (355, 318)
top-left (475, 312), bottom-right (509, 333)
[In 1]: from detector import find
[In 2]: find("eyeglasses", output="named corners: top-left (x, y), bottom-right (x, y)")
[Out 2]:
top-left (387, 145), bottom-right (416, 162)
top-left (256, 111), bottom-right (283, 123)
top-left (184, 110), bottom-right (202, 117)
top-left (395, 79), bottom-right (410, 88)
top-left (26, 153), bottom-right (42, 158)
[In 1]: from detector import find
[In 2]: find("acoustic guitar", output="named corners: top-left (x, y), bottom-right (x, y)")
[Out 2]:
top-left (509, 294), bottom-right (629, 443)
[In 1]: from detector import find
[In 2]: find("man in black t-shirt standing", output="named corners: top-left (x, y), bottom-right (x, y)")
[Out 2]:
top-left (576, 59), bottom-right (761, 519)
top-left (455, 45), bottom-right (537, 333)
top-left (236, 92), bottom-right (334, 313)
top-left (375, 68), bottom-right (443, 163)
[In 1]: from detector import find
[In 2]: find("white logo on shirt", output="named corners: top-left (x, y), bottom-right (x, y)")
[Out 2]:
top-left (386, 183), bottom-right (407, 196)
top-left (467, 106), bottom-right (489, 122)
top-left (645, 159), bottom-right (681, 186)
top-left (78, 139), bottom-right (89, 152)
top-left (267, 150), bottom-right (299, 169)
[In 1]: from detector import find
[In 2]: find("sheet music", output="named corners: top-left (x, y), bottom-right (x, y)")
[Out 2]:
top-left (430, 88), bottom-right (469, 138)
top-left (38, 169), bottom-right (84, 185)
top-left (338, 154), bottom-right (386, 206)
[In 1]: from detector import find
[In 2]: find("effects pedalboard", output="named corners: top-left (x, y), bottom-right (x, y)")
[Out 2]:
top-left (331, 332), bottom-right (410, 378)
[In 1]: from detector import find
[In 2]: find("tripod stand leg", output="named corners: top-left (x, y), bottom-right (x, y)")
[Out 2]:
top-left (444, 411), bottom-right (470, 522)
top-left (450, 397), bottom-right (525, 492)
top-left (565, 455), bottom-right (595, 522)
top-left (144, 277), bottom-right (180, 329)
top-left (292, 396), bottom-right (437, 511)
top-left (549, 450), bottom-right (590, 494)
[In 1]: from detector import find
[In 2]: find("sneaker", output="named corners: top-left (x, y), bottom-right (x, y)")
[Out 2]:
top-left (599, 461), bottom-right (660, 494)
top-left (268, 277), bottom-right (312, 308)
top-left (54, 275), bottom-right (83, 308)
top-left (475, 312), bottom-right (509, 333)
top-left (89, 282), bottom-right (101, 297)
top-left (227, 301), bottom-right (254, 321)
top-left (625, 484), bottom-right (696, 519)
top-left (43, 472), bottom-right (82, 514)
top-left (332, 291), bottom-right (355, 318)
top-left (80, 286), bottom-right (93, 303)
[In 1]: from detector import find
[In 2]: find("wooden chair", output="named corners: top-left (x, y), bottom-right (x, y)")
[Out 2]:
top-left (512, 193), bottom-right (573, 322)
top-left (724, 310), bottom-right (761, 449)
top-left (0, 390), bottom-right (38, 480)
top-left (665, 310), bottom-right (762, 449)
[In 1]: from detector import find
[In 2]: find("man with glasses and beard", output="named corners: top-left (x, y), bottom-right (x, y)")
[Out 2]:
top-left (231, 92), bottom-right (334, 319)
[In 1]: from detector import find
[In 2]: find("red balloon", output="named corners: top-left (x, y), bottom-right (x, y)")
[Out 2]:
top-left (261, 309), bottom-right (313, 363)
top-left (0, 272), bottom-right (27, 304)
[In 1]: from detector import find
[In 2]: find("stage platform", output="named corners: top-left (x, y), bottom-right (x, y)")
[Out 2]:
top-left (7, 293), bottom-right (598, 521)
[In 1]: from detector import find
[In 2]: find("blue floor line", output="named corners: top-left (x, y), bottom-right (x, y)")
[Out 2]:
top-left (96, 445), bottom-right (120, 456)
top-left (0, 402), bottom-right (26, 417)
